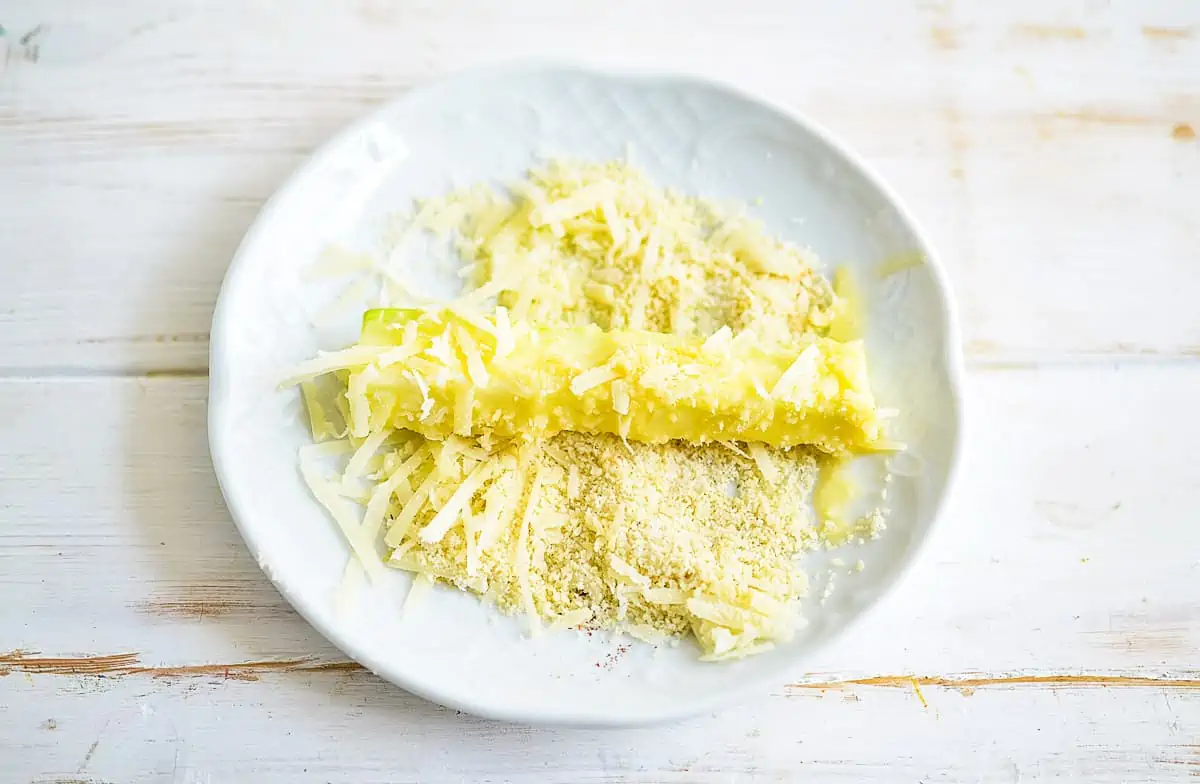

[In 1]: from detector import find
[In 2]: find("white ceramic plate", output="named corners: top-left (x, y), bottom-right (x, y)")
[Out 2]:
top-left (209, 64), bottom-right (964, 726)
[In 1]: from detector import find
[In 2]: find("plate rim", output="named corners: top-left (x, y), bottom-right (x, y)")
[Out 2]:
top-left (208, 61), bottom-right (966, 727)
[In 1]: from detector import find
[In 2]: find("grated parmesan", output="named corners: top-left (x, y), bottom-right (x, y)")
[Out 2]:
top-left (286, 158), bottom-right (888, 661)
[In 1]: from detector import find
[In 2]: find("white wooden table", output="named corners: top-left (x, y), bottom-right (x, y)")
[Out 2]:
top-left (3, 1), bottom-right (1198, 781)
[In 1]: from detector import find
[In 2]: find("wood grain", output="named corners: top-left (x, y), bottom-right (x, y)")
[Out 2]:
top-left (0, 651), bottom-right (361, 681)
top-left (791, 673), bottom-right (1200, 693)
top-left (1, 0), bottom-right (1198, 372)
top-left (3, 0), bottom-right (1200, 780)
top-left (3, 368), bottom-right (1198, 674)
top-left (1, 366), bottom-right (1198, 781)
top-left (6, 649), bottom-right (1198, 692)
top-left (0, 651), bottom-right (142, 677)
top-left (4, 664), bottom-right (1198, 782)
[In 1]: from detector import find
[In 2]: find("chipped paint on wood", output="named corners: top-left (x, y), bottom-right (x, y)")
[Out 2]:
top-left (1047, 109), bottom-right (1159, 128)
top-left (1087, 628), bottom-right (1197, 657)
top-left (0, 651), bottom-right (140, 676)
top-left (790, 673), bottom-right (1200, 695)
top-left (2, 2), bottom-right (1199, 778)
top-left (909, 677), bottom-right (929, 708)
top-left (1011, 23), bottom-right (1088, 41)
top-left (7, 650), bottom-right (1198, 696)
top-left (134, 597), bottom-right (257, 618)
top-left (929, 24), bottom-right (959, 51)
top-left (1142, 25), bottom-right (1194, 42)
top-left (0, 650), bottom-right (364, 680)
top-left (140, 659), bottom-right (365, 682)
top-left (134, 580), bottom-right (286, 619)
top-left (1084, 608), bottom-right (1200, 657)
top-left (1156, 744), bottom-right (1200, 775)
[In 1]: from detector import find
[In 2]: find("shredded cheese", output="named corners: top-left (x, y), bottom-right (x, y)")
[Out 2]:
top-left (287, 158), bottom-right (886, 662)
top-left (362, 444), bottom-right (428, 543)
top-left (418, 458), bottom-right (496, 544)
top-left (299, 381), bottom-right (342, 441)
top-left (747, 442), bottom-right (780, 484)
top-left (456, 325), bottom-right (490, 388)
top-left (279, 345), bottom-right (391, 389)
top-left (550, 607), bottom-right (594, 630)
top-left (610, 379), bottom-right (631, 416)
top-left (566, 464), bottom-right (581, 499)
top-left (515, 466), bottom-right (547, 634)
top-left (297, 452), bottom-right (385, 582)
top-left (570, 364), bottom-right (620, 396)
top-left (453, 384), bottom-right (475, 438)
top-left (384, 465), bottom-right (440, 547)
top-left (341, 429), bottom-right (389, 492)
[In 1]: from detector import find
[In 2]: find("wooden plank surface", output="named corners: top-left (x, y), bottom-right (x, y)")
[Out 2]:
top-left (1, 0), bottom-right (1198, 372)
top-left (1, 369), bottom-right (1197, 673)
top-left (2, 367), bottom-right (1198, 781)
top-left (2, 0), bottom-right (1199, 781)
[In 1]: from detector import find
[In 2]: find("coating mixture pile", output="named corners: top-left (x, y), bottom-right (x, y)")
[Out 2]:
top-left (292, 159), bottom-right (887, 660)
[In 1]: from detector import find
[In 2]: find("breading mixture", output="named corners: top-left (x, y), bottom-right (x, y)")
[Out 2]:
top-left (295, 159), bottom-right (881, 660)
